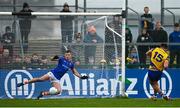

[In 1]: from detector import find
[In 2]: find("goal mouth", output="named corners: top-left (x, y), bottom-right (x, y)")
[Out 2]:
top-left (0, 7), bottom-right (126, 97)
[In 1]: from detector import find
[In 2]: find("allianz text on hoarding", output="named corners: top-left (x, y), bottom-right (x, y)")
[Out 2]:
top-left (0, 69), bottom-right (179, 99)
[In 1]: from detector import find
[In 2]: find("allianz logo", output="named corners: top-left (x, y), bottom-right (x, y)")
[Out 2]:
top-left (5, 70), bottom-right (35, 99)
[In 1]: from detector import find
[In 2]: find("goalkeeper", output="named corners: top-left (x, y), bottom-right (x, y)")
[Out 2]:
top-left (17, 50), bottom-right (88, 99)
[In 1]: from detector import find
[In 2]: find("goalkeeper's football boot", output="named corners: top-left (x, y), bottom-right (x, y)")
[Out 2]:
top-left (37, 91), bottom-right (43, 99)
top-left (17, 80), bottom-right (28, 87)
top-left (17, 83), bottom-right (24, 87)
top-left (162, 95), bottom-right (171, 101)
top-left (150, 95), bottom-right (157, 101)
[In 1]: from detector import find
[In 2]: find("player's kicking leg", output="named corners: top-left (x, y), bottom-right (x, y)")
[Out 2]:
top-left (150, 80), bottom-right (170, 101)
top-left (37, 72), bottom-right (61, 99)
top-left (17, 74), bottom-right (50, 87)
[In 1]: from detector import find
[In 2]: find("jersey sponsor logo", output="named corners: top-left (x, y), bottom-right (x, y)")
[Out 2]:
top-left (62, 64), bottom-right (70, 70)
top-left (4, 70), bottom-right (35, 99)
top-left (143, 70), bottom-right (172, 98)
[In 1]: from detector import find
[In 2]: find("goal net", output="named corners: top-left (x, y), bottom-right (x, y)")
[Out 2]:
top-left (0, 11), bottom-right (126, 98)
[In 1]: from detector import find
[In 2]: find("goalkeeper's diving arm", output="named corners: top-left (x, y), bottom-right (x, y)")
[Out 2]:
top-left (72, 68), bottom-right (89, 79)
top-left (51, 55), bottom-right (59, 61)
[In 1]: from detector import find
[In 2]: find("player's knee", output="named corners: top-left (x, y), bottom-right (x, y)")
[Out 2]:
top-left (38, 77), bottom-right (45, 82)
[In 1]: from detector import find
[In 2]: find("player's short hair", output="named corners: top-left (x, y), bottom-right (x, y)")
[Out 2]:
top-left (5, 26), bottom-right (11, 32)
top-left (63, 2), bottom-right (69, 8)
top-left (65, 50), bottom-right (72, 54)
top-left (160, 43), bottom-right (168, 49)
top-left (174, 23), bottom-right (180, 27)
top-left (23, 2), bottom-right (29, 8)
top-left (144, 6), bottom-right (149, 10)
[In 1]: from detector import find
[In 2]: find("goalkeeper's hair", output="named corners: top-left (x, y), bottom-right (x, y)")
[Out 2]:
top-left (65, 49), bottom-right (72, 54)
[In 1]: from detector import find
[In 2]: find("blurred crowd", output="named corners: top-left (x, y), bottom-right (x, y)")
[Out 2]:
top-left (0, 50), bottom-right (49, 70)
top-left (0, 3), bottom-right (180, 69)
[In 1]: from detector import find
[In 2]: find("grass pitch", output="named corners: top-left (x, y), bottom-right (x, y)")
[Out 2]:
top-left (0, 98), bottom-right (180, 107)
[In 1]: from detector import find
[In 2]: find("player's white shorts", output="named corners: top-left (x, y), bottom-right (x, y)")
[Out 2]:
top-left (47, 72), bottom-right (60, 83)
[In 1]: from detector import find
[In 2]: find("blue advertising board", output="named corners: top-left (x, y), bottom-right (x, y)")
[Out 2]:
top-left (0, 69), bottom-right (179, 99)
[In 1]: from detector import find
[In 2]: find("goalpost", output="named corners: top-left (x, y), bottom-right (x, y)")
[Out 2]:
top-left (0, 0), bottom-right (126, 97)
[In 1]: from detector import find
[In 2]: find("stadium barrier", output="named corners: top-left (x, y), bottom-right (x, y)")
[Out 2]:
top-left (0, 68), bottom-right (179, 99)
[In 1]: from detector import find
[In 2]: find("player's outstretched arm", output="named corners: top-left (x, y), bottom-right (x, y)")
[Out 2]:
top-left (72, 68), bottom-right (88, 79)
top-left (146, 49), bottom-right (153, 57)
top-left (164, 59), bottom-right (169, 69)
top-left (51, 55), bottom-right (59, 61)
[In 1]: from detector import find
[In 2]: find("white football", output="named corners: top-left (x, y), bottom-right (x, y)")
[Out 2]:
top-left (49, 87), bottom-right (58, 95)
top-left (123, 92), bottom-right (129, 98)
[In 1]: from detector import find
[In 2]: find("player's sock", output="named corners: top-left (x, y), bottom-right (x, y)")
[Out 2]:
top-left (154, 92), bottom-right (157, 97)
top-left (158, 91), bottom-right (164, 97)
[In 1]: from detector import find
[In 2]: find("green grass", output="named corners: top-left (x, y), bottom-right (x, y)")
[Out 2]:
top-left (0, 98), bottom-right (180, 107)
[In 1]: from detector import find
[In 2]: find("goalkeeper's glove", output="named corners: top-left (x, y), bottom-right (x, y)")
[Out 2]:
top-left (51, 55), bottom-right (59, 61)
top-left (80, 75), bottom-right (89, 79)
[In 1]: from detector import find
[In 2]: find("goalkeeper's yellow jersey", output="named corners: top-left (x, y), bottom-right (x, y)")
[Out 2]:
top-left (149, 47), bottom-right (169, 71)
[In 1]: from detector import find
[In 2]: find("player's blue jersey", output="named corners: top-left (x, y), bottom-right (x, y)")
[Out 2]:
top-left (51, 56), bottom-right (74, 80)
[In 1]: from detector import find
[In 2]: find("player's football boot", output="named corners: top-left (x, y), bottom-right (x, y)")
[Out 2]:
top-left (150, 95), bottom-right (157, 101)
top-left (17, 82), bottom-right (24, 87)
top-left (17, 80), bottom-right (28, 87)
top-left (37, 91), bottom-right (43, 99)
top-left (162, 95), bottom-right (171, 101)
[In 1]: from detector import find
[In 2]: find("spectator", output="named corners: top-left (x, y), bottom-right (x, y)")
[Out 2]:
top-left (126, 47), bottom-right (139, 68)
top-left (0, 49), bottom-right (12, 69)
top-left (72, 33), bottom-right (83, 66)
top-left (125, 27), bottom-right (133, 62)
top-left (73, 33), bottom-right (82, 43)
top-left (105, 15), bottom-right (122, 63)
top-left (128, 47), bottom-right (138, 64)
top-left (84, 26), bottom-right (103, 64)
top-left (0, 32), bottom-right (1, 42)
top-left (60, 2), bottom-right (74, 43)
top-left (23, 56), bottom-right (32, 70)
top-left (0, 43), bottom-right (3, 54)
top-left (40, 55), bottom-right (49, 69)
top-left (12, 55), bottom-right (23, 69)
top-left (169, 23), bottom-right (180, 68)
top-left (31, 53), bottom-right (41, 69)
top-left (150, 21), bottom-right (168, 47)
top-left (18, 2), bottom-right (36, 44)
top-left (1, 26), bottom-right (15, 43)
top-left (141, 6), bottom-right (154, 34)
top-left (1, 26), bottom-right (15, 57)
top-left (137, 28), bottom-right (153, 67)
top-left (109, 54), bottom-right (121, 66)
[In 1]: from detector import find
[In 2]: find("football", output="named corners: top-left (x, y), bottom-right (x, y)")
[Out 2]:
top-left (49, 87), bottom-right (58, 95)
top-left (122, 92), bottom-right (129, 98)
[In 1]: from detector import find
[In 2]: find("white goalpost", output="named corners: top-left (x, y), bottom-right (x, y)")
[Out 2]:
top-left (0, 0), bottom-right (126, 97)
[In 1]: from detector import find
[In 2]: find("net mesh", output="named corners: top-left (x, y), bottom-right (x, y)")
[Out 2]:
top-left (0, 15), bottom-right (123, 72)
